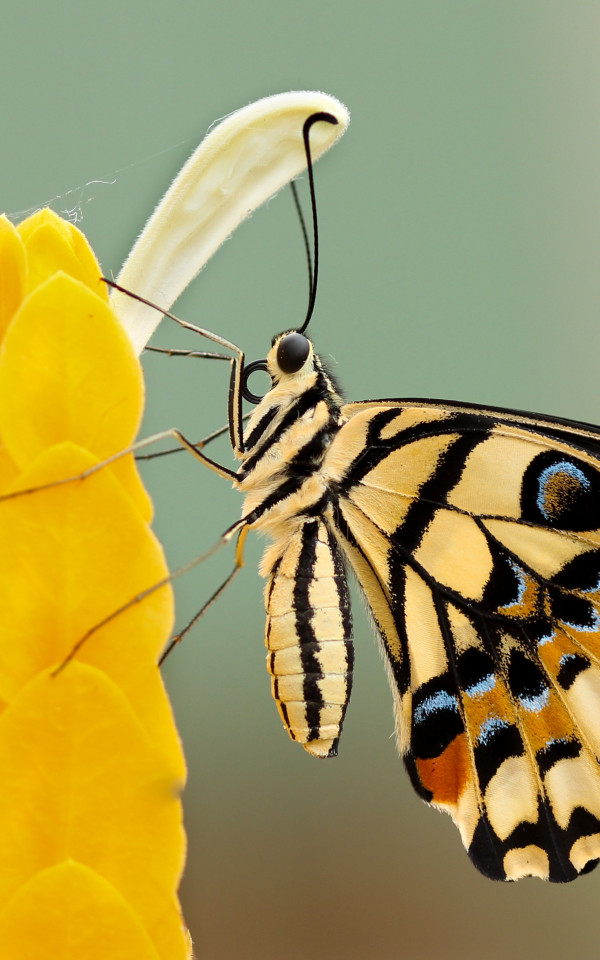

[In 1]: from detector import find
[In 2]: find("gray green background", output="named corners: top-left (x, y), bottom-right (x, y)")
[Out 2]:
top-left (4, 3), bottom-right (600, 958)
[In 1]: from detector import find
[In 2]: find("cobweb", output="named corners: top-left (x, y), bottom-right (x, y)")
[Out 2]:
top-left (6, 135), bottom-right (196, 226)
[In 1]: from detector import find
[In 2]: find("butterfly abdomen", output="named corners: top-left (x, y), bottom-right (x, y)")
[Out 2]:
top-left (264, 517), bottom-right (353, 758)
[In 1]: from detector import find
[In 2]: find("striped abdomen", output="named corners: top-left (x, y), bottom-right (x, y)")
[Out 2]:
top-left (264, 517), bottom-right (353, 758)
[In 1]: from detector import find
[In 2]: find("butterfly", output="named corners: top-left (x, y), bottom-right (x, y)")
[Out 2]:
top-left (215, 325), bottom-right (600, 885)
top-left (137, 310), bottom-right (600, 885)
top-left (112, 111), bottom-right (600, 884)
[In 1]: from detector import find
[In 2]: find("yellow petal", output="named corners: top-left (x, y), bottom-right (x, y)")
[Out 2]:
top-left (0, 271), bottom-right (151, 518)
top-left (64, 220), bottom-right (110, 301)
top-left (17, 208), bottom-right (72, 245)
top-left (109, 451), bottom-right (153, 523)
top-left (22, 223), bottom-right (94, 293)
top-left (0, 441), bottom-right (181, 770)
top-left (0, 216), bottom-right (27, 343)
top-left (146, 895), bottom-right (194, 960)
top-left (0, 664), bottom-right (186, 942)
top-left (17, 210), bottom-right (107, 301)
top-left (0, 862), bottom-right (164, 960)
top-left (0, 443), bottom-right (19, 493)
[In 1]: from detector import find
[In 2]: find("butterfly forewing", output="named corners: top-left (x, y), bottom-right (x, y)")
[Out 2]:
top-left (321, 399), bottom-right (600, 881)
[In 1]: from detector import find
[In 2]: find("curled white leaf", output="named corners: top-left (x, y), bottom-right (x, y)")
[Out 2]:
top-left (112, 91), bottom-right (350, 353)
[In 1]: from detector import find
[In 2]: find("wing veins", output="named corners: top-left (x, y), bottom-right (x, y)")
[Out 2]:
top-left (431, 592), bottom-right (486, 816)
top-left (342, 493), bottom-right (600, 645)
top-left (356, 477), bottom-right (600, 551)
top-left (476, 616), bottom-right (579, 879)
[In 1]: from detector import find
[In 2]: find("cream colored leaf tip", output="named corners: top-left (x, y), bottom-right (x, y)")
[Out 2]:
top-left (112, 91), bottom-right (350, 353)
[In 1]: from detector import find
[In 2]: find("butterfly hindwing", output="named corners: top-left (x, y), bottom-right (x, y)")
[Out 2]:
top-left (324, 399), bottom-right (600, 881)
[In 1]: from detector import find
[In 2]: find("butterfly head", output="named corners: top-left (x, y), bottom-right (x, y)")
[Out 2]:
top-left (269, 331), bottom-right (314, 383)
top-left (263, 328), bottom-right (342, 405)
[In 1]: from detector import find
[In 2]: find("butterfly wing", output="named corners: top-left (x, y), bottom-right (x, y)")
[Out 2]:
top-left (323, 398), bottom-right (600, 881)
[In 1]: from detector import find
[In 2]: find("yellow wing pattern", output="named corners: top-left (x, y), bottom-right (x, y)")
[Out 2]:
top-left (324, 400), bottom-right (600, 881)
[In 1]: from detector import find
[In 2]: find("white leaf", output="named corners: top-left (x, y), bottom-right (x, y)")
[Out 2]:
top-left (112, 91), bottom-right (349, 353)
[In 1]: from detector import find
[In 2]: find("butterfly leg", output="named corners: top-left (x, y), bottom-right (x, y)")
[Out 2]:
top-left (144, 319), bottom-right (248, 456)
top-left (159, 525), bottom-right (250, 665)
top-left (0, 424), bottom-right (240, 507)
top-left (106, 281), bottom-right (248, 456)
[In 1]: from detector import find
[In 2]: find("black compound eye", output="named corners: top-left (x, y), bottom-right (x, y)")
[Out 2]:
top-left (276, 332), bottom-right (310, 374)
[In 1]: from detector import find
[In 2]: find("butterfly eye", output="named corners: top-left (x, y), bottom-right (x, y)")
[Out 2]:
top-left (277, 333), bottom-right (310, 374)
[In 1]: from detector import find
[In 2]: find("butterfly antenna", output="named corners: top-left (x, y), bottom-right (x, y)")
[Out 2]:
top-left (290, 180), bottom-right (313, 308)
top-left (297, 111), bottom-right (339, 335)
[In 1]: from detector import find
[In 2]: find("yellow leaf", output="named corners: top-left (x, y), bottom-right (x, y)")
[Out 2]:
top-left (16, 209), bottom-right (108, 301)
top-left (0, 208), bottom-right (191, 951)
top-left (0, 862), bottom-right (164, 960)
top-left (0, 664), bottom-right (186, 947)
top-left (64, 220), bottom-right (110, 301)
top-left (0, 443), bottom-right (19, 493)
top-left (0, 216), bottom-right (26, 343)
top-left (0, 271), bottom-right (151, 518)
top-left (22, 223), bottom-right (95, 294)
top-left (0, 441), bottom-right (182, 769)
top-left (0, 270), bottom-right (142, 460)
top-left (17, 208), bottom-right (73, 245)
top-left (146, 895), bottom-right (194, 960)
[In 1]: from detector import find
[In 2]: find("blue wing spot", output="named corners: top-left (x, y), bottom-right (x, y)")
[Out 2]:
top-left (522, 452), bottom-right (600, 529)
top-left (507, 559), bottom-right (527, 605)
top-left (536, 460), bottom-right (591, 521)
top-left (413, 690), bottom-right (459, 726)
top-left (557, 652), bottom-right (590, 690)
top-left (465, 673), bottom-right (496, 697)
top-left (478, 716), bottom-right (510, 745)
top-left (519, 687), bottom-right (550, 713)
top-left (538, 631), bottom-right (555, 647)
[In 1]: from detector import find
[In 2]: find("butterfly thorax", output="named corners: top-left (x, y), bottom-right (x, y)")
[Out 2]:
top-left (237, 338), bottom-right (345, 543)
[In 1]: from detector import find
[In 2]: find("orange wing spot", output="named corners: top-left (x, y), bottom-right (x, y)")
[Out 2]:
top-left (498, 571), bottom-right (540, 620)
top-left (525, 696), bottom-right (576, 753)
top-left (539, 627), bottom-right (597, 677)
top-left (416, 734), bottom-right (470, 805)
